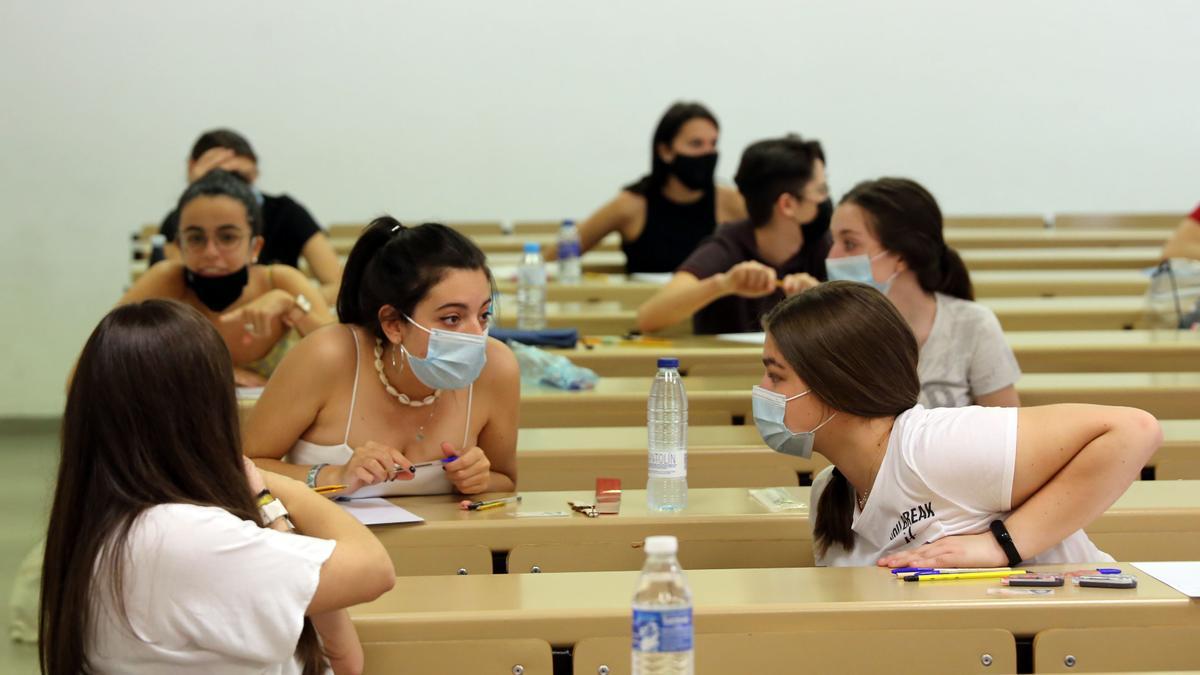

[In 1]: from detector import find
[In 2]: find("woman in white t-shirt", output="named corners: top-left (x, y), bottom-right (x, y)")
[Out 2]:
top-left (754, 282), bottom-right (1161, 568)
top-left (825, 177), bottom-right (1021, 408)
top-left (40, 300), bottom-right (395, 675)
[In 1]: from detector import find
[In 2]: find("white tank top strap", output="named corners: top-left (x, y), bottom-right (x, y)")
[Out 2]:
top-left (343, 325), bottom-right (362, 446)
top-left (462, 383), bottom-right (474, 448)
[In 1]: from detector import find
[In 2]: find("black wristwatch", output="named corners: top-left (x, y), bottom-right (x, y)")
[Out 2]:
top-left (989, 519), bottom-right (1023, 567)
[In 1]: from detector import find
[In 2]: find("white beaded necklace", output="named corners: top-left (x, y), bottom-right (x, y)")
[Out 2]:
top-left (373, 338), bottom-right (440, 407)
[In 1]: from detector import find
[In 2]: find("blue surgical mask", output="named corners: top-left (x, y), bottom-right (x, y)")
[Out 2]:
top-left (400, 316), bottom-right (488, 390)
top-left (751, 385), bottom-right (836, 459)
top-left (825, 251), bottom-right (898, 294)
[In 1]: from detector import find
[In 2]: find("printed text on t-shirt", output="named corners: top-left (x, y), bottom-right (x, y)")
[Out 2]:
top-left (889, 502), bottom-right (935, 543)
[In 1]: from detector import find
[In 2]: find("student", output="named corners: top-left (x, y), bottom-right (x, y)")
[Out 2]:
top-left (159, 128), bottom-right (343, 303)
top-left (548, 102), bottom-right (747, 273)
top-left (1162, 203), bottom-right (1200, 260)
top-left (753, 282), bottom-right (1160, 568)
top-left (244, 218), bottom-right (519, 497)
top-left (826, 178), bottom-right (1020, 407)
top-left (120, 170), bottom-right (333, 386)
top-left (40, 300), bottom-right (395, 675)
top-left (636, 134), bottom-right (831, 334)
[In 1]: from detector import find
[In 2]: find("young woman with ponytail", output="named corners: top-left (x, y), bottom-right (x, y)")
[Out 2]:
top-left (825, 177), bottom-right (1020, 407)
top-left (244, 217), bottom-right (519, 497)
top-left (754, 282), bottom-right (1160, 568)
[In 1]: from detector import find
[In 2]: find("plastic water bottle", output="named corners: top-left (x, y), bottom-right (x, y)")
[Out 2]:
top-left (647, 358), bottom-right (687, 511)
top-left (632, 535), bottom-right (694, 675)
top-left (557, 219), bottom-right (582, 284)
top-left (148, 234), bottom-right (167, 266)
top-left (517, 242), bottom-right (547, 330)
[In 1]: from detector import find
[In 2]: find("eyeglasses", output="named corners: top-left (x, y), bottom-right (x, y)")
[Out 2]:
top-left (180, 229), bottom-right (249, 253)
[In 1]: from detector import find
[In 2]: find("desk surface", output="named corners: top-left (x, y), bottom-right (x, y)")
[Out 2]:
top-left (351, 562), bottom-right (1199, 646)
top-left (376, 480), bottom-right (1200, 551)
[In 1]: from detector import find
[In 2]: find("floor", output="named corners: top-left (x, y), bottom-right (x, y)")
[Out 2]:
top-left (1, 427), bottom-right (60, 675)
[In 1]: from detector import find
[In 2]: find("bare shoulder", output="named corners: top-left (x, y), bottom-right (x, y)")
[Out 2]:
top-left (120, 261), bottom-right (186, 303)
top-left (480, 337), bottom-right (520, 388)
top-left (612, 190), bottom-right (646, 218)
top-left (280, 322), bottom-right (358, 380)
top-left (715, 185), bottom-right (747, 221)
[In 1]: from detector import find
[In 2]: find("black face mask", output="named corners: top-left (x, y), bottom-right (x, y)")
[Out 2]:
top-left (185, 266), bottom-right (249, 312)
top-left (669, 152), bottom-right (718, 191)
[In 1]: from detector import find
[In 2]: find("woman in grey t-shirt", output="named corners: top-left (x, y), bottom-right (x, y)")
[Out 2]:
top-left (824, 178), bottom-right (1021, 408)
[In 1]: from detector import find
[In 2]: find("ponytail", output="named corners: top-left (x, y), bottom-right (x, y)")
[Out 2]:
top-left (335, 216), bottom-right (491, 338)
top-left (814, 467), bottom-right (856, 557)
top-left (335, 217), bottom-right (402, 326)
top-left (935, 245), bottom-right (974, 301)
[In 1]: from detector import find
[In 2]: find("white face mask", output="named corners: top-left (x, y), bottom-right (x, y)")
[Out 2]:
top-left (825, 251), bottom-right (899, 294)
top-left (751, 385), bottom-right (836, 459)
top-left (400, 316), bottom-right (488, 390)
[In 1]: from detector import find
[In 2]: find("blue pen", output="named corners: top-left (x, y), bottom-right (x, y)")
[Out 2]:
top-left (408, 457), bottom-right (458, 472)
top-left (890, 567), bottom-right (935, 575)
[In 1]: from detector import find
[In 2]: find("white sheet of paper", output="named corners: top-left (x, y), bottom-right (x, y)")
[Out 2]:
top-left (628, 272), bottom-right (673, 285)
top-left (715, 332), bottom-right (767, 345)
top-left (1131, 561), bottom-right (1200, 597)
top-left (338, 498), bottom-right (424, 526)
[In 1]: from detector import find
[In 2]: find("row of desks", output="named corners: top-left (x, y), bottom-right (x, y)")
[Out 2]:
top-left (368, 481), bottom-right (1200, 575)
top-left (514, 420), bottom-right (1200, 489)
top-left (329, 227), bottom-right (1173, 256)
top-left (239, 371), bottom-right (1200, 427)
top-left (322, 212), bottom-right (1182, 238)
top-left (495, 295), bottom-right (1164, 333)
top-left (512, 373), bottom-right (1200, 425)
top-left (555, 331), bottom-right (1200, 375)
top-left (493, 269), bottom-right (1154, 303)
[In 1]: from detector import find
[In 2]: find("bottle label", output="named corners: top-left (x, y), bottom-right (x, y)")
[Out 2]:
top-left (632, 608), bottom-right (693, 653)
top-left (518, 267), bottom-right (546, 285)
top-left (557, 241), bottom-right (581, 259)
top-left (648, 448), bottom-right (686, 478)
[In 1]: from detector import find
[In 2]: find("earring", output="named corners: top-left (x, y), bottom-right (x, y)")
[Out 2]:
top-left (392, 343), bottom-right (398, 369)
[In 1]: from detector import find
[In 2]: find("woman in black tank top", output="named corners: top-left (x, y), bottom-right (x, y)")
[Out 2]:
top-left (555, 101), bottom-right (747, 274)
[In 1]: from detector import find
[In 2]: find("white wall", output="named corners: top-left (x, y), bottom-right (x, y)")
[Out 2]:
top-left (2, 0), bottom-right (1198, 416)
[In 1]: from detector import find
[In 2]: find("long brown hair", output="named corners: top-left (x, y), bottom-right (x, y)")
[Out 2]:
top-left (841, 177), bottom-right (974, 300)
top-left (40, 300), bottom-right (323, 675)
top-left (762, 282), bottom-right (921, 556)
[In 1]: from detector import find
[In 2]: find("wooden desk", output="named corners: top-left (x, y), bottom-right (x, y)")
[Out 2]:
top-left (944, 215), bottom-right (1045, 229)
top-left (959, 247), bottom-right (1162, 271)
top-left (1054, 213), bottom-right (1183, 230)
top-left (516, 419), bottom-right (1200, 486)
top-left (518, 373), bottom-right (1200, 426)
top-left (945, 228), bottom-right (1170, 249)
top-left (370, 481), bottom-right (1200, 575)
top-left (492, 296), bottom-right (1152, 334)
top-left (491, 270), bottom-right (1151, 307)
top-left (350, 563), bottom-right (1200, 648)
top-left (556, 330), bottom-right (1200, 376)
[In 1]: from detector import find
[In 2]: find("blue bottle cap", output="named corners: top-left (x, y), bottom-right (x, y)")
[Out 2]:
top-left (523, 242), bottom-right (541, 254)
top-left (657, 357), bottom-right (679, 369)
top-left (562, 219), bottom-right (575, 227)
top-left (1097, 568), bottom-right (1122, 574)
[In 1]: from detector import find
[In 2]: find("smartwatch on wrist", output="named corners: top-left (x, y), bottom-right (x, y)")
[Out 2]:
top-left (989, 519), bottom-right (1022, 567)
top-left (257, 489), bottom-right (295, 532)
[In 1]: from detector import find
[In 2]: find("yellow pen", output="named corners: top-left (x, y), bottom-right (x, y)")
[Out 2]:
top-left (904, 569), bottom-right (1027, 582)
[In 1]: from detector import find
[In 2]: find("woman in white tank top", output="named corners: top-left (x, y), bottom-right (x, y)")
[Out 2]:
top-left (753, 282), bottom-right (1161, 569)
top-left (244, 218), bottom-right (520, 497)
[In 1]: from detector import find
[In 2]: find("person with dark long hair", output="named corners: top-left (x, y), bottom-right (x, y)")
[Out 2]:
top-left (244, 217), bottom-right (519, 497)
top-left (120, 170), bottom-right (334, 387)
top-left (826, 177), bottom-right (1020, 407)
top-left (547, 101), bottom-right (747, 273)
top-left (40, 300), bottom-right (394, 675)
top-left (754, 282), bottom-right (1160, 568)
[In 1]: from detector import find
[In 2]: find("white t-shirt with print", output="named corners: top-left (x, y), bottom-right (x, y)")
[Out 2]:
top-left (89, 503), bottom-right (336, 675)
top-left (810, 405), bottom-right (1112, 567)
top-left (918, 293), bottom-right (1022, 408)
